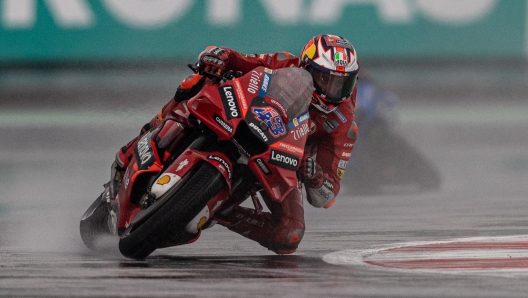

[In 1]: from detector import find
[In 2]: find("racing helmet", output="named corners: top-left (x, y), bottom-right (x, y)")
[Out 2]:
top-left (299, 34), bottom-right (359, 113)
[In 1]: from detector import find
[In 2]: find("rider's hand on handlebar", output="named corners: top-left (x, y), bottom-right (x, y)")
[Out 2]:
top-left (198, 47), bottom-right (229, 74)
top-left (299, 157), bottom-right (324, 189)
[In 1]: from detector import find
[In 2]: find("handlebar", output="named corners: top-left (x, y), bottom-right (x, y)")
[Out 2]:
top-left (187, 63), bottom-right (242, 84)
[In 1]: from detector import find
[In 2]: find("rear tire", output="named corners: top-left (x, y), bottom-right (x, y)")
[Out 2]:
top-left (118, 162), bottom-right (225, 259)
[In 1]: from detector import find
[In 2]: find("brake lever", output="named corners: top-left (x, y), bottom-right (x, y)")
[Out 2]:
top-left (187, 63), bottom-right (201, 74)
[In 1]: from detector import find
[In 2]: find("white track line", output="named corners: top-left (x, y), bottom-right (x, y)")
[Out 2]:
top-left (323, 235), bottom-right (528, 277)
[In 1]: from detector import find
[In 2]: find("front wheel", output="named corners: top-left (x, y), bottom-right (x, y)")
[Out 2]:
top-left (118, 162), bottom-right (226, 259)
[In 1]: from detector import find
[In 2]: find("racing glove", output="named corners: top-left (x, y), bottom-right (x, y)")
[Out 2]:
top-left (198, 46), bottom-right (230, 74)
top-left (298, 157), bottom-right (324, 189)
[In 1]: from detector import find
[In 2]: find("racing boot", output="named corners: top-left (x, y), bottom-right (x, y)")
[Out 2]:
top-left (222, 206), bottom-right (305, 254)
top-left (218, 189), bottom-right (305, 254)
top-left (96, 160), bottom-right (125, 235)
top-left (104, 136), bottom-right (137, 203)
top-left (103, 161), bottom-right (124, 206)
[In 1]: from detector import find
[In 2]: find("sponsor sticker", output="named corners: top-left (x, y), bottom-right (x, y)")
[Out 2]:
top-left (249, 122), bottom-right (268, 142)
top-left (323, 178), bottom-right (334, 191)
top-left (255, 158), bottom-right (271, 174)
top-left (288, 111), bottom-right (310, 129)
top-left (338, 159), bottom-right (348, 169)
top-left (258, 71), bottom-right (272, 98)
top-left (219, 85), bottom-right (241, 120)
top-left (134, 132), bottom-right (154, 170)
top-left (298, 111), bottom-right (310, 123)
top-left (177, 159), bottom-right (189, 171)
top-left (248, 69), bottom-right (262, 94)
top-left (334, 108), bottom-right (347, 123)
top-left (315, 185), bottom-right (334, 201)
top-left (275, 142), bottom-right (304, 155)
top-left (337, 168), bottom-right (345, 179)
top-left (233, 79), bottom-right (248, 111)
top-left (207, 155), bottom-right (231, 179)
top-left (214, 114), bottom-right (234, 134)
top-left (291, 122), bottom-right (310, 141)
top-left (252, 106), bottom-right (286, 138)
top-left (269, 150), bottom-right (299, 171)
top-left (157, 175), bottom-right (171, 185)
top-left (334, 51), bottom-right (348, 67)
top-left (269, 98), bottom-right (288, 119)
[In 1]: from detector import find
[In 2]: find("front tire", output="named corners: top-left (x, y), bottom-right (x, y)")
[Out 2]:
top-left (118, 162), bottom-right (225, 259)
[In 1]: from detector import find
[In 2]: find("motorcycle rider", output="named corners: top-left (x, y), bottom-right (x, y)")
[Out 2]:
top-left (109, 34), bottom-right (359, 254)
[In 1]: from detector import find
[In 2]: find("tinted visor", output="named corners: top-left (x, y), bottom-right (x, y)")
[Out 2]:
top-left (308, 67), bottom-right (357, 104)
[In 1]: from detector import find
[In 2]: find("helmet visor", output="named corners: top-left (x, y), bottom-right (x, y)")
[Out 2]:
top-left (308, 67), bottom-right (357, 104)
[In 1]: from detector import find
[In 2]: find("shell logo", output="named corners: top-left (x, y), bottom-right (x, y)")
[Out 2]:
top-left (156, 175), bottom-right (171, 185)
top-left (197, 216), bottom-right (208, 230)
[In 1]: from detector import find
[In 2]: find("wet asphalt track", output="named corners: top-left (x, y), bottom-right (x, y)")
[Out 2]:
top-left (1, 63), bottom-right (528, 297)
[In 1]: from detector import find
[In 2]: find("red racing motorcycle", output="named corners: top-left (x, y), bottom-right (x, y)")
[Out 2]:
top-left (80, 66), bottom-right (314, 259)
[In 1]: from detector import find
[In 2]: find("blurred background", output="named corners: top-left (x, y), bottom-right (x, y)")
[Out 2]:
top-left (1, 0), bottom-right (528, 252)
top-left (0, 0), bottom-right (523, 62)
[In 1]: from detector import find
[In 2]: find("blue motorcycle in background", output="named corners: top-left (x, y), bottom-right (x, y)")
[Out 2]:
top-left (346, 80), bottom-right (441, 195)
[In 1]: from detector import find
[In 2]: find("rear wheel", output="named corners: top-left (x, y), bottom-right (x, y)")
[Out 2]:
top-left (118, 162), bottom-right (225, 259)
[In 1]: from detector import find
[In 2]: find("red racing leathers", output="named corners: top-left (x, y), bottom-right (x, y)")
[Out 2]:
top-left (115, 48), bottom-right (358, 254)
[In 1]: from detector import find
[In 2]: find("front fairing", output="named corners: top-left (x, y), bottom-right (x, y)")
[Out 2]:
top-left (115, 121), bottom-right (191, 232)
top-left (116, 132), bottom-right (163, 231)
top-left (188, 66), bottom-right (314, 202)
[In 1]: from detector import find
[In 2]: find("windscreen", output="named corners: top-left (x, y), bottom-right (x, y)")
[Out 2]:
top-left (266, 67), bottom-right (314, 120)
